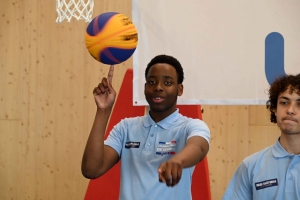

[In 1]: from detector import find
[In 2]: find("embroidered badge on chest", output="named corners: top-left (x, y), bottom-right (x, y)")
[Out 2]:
top-left (255, 179), bottom-right (278, 190)
top-left (125, 141), bottom-right (140, 149)
top-left (156, 140), bottom-right (176, 156)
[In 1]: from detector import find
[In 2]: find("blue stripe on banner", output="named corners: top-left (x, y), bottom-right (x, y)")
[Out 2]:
top-left (265, 32), bottom-right (286, 85)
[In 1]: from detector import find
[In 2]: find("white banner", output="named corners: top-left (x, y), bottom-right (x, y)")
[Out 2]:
top-left (132, 0), bottom-right (300, 105)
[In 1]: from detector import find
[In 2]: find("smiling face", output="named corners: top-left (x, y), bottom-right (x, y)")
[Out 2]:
top-left (144, 63), bottom-right (183, 121)
top-left (275, 87), bottom-right (300, 135)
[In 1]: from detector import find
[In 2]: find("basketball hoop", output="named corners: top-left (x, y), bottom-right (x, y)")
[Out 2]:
top-left (56, 0), bottom-right (94, 23)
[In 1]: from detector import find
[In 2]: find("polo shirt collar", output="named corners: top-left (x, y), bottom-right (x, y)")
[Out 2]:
top-left (272, 137), bottom-right (293, 158)
top-left (143, 109), bottom-right (180, 129)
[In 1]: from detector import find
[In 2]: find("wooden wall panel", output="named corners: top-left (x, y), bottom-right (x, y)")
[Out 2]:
top-left (0, 1), bottom-right (24, 120)
top-left (1, 0), bottom-right (132, 199)
top-left (202, 105), bottom-right (280, 200)
top-left (202, 106), bottom-right (249, 199)
top-left (0, 0), bottom-right (281, 199)
top-left (0, 120), bottom-right (23, 200)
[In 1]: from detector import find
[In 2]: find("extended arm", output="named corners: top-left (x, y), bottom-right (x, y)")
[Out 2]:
top-left (158, 136), bottom-right (209, 186)
top-left (81, 66), bottom-right (119, 179)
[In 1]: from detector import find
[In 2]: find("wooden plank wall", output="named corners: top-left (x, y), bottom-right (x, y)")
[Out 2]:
top-left (202, 105), bottom-right (279, 199)
top-left (0, 0), bottom-right (280, 199)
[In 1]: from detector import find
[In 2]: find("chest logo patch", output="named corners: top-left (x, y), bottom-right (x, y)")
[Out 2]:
top-left (255, 178), bottom-right (278, 190)
top-left (156, 140), bottom-right (176, 156)
top-left (125, 141), bottom-right (140, 149)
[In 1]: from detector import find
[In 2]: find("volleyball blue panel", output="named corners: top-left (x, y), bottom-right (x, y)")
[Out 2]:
top-left (100, 48), bottom-right (137, 65)
top-left (86, 12), bottom-right (118, 36)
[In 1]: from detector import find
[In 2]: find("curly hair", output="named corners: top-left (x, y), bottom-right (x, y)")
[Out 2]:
top-left (145, 55), bottom-right (184, 84)
top-left (266, 73), bottom-right (300, 123)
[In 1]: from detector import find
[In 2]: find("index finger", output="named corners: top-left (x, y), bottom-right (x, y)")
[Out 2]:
top-left (107, 65), bottom-right (114, 85)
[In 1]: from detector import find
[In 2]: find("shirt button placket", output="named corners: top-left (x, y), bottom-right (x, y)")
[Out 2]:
top-left (144, 125), bottom-right (157, 152)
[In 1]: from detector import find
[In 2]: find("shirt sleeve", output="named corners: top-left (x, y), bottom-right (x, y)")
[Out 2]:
top-left (104, 120), bottom-right (125, 157)
top-left (222, 161), bottom-right (253, 200)
top-left (186, 119), bottom-right (210, 145)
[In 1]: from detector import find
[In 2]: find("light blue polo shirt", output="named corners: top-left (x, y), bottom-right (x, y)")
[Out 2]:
top-left (104, 109), bottom-right (210, 200)
top-left (222, 138), bottom-right (300, 200)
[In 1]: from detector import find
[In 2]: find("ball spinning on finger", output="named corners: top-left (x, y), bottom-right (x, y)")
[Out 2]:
top-left (85, 12), bottom-right (138, 65)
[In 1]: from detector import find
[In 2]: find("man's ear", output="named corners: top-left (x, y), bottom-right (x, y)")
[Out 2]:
top-left (177, 84), bottom-right (183, 96)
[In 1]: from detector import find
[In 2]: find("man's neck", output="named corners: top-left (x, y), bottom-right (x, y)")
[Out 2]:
top-left (149, 109), bottom-right (177, 123)
top-left (279, 133), bottom-right (300, 155)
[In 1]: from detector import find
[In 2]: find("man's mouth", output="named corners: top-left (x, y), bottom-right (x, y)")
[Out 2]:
top-left (152, 96), bottom-right (164, 103)
top-left (283, 117), bottom-right (298, 122)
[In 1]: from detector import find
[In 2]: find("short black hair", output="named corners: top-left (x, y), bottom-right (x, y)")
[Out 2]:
top-left (145, 54), bottom-right (184, 84)
top-left (266, 73), bottom-right (300, 123)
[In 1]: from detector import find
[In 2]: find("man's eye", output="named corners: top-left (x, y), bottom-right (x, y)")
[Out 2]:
top-left (165, 81), bottom-right (171, 85)
top-left (280, 101), bottom-right (288, 105)
top-left (148, 81), bottom-right (155, 84)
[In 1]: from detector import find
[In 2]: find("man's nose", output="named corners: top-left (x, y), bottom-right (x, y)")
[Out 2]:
top-left (154, 81), bottom-right (163, 91)
top-left (287, 103), bottom-right (296, 115)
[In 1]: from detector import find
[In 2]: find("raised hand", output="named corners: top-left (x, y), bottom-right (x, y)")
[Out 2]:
top-left (93, 65), bottom-right (116, 109)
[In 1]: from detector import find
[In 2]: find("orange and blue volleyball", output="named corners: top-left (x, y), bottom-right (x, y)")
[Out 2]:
top-left (85, 12), bottom-right (138, 65)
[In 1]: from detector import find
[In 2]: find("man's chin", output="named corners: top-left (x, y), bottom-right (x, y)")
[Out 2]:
top-left (150, 106), bottom-right (165, 112)
top-left (281, 129), bottom-right (300, 135)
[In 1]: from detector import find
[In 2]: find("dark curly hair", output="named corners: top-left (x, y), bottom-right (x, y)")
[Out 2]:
top-left (266, 73), bottom-right (300, 123)
top-left (145, 55), bottom-right (184, 84)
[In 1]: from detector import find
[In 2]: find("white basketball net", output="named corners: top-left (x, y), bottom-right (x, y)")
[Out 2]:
top-left (56, 0), bottom-right (94, 23)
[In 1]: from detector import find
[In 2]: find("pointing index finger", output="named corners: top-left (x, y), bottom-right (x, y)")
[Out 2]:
top-left (107, 65), bottom-right (114, 85)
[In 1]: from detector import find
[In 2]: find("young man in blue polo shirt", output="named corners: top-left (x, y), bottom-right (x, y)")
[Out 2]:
top-left (223, 73), bottom-right (300, 200)
top-left (81, 55), bottom-right (210, 200)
